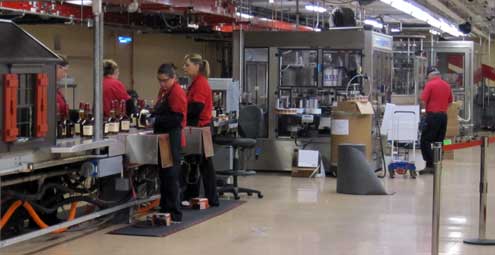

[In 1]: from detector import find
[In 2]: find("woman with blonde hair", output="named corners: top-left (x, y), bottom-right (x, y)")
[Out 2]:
top-left (102, 59), bottom-right (131, 117)
top-left (182, 53), bottom-right (219, 207)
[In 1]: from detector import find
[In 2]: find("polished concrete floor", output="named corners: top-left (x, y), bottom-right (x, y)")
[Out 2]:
top-left (4, 146), bottom-right (495, 255)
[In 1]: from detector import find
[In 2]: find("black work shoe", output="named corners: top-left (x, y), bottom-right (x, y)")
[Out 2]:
top-left (419, 167), bottom-right (434, 175)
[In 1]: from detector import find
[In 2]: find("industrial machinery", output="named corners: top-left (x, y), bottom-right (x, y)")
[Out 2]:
top-left (234, 28), bottom-right (393, 172)
top-left (0, 20), bottom-right (161, 247)
top-left (391, 35), bottom-right (428, 105)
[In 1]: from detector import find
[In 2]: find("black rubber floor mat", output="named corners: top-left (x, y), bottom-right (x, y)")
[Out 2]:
top-left (108, 199), bottom-right (244, 237)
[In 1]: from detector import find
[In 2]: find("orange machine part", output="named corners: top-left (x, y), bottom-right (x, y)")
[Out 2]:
top-left (35, 73), bottom-right (49, 138)
top-left (3, 74), bottom-right (19, 142)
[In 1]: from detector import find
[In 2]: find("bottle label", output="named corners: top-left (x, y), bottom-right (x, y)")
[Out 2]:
top-left (121, 120), bottom-right (130, 131)
top-left (83, 125), bottom-right (93, 136)
top-left (104, 123), bottom-right (109, 134)
top-left (110, 122), bottom-right (119, 133)
top-left (131, 116), bottom-right (137, 127)
top-left (75, 124), bottom-right (81, 134)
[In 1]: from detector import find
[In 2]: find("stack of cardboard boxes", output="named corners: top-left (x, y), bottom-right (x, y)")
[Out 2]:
top-left (444, 101), bottom-right (462, 160)
top-left (330, 100), bottom-right (374, 168)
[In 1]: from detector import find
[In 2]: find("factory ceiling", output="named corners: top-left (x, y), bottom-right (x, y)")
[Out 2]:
top-left (0, 0), bottom-right (492, 38)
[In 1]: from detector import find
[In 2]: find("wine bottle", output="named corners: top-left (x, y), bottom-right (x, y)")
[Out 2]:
top-left (75, 102), bottom-right (85, 136)
top-left (82, 103), bottom-right (94, 138)
top-left (119, 100), bottom-right (130, 132)
top-left (65, 108), bottom-right (75, 138)
top-left (108, 100), bottom-right (120, 134)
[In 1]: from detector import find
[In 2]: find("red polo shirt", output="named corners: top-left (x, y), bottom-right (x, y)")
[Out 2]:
top-left (164, 82), bottom-right (187, 129)
top-left (56, 89), bottom-right (69, 119)
top-left (421, 76), bottom-right (453, 113)
top-left (103, 77), bottom-right (131, 117)
top-left (162, 82), bottom-right (187, 147)
top-left (187, 75), bottom-right (213, 127)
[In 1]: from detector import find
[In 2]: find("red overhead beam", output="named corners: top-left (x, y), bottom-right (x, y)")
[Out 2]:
top-left (0, 1), bottom-right (312, 32)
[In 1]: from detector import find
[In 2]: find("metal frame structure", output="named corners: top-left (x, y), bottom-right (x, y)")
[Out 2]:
top-left (234, 28), bottom-right (393, 172)
top-left (424, 41), bottom-right (476, 134)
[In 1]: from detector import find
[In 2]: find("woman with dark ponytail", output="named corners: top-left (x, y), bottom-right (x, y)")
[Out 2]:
top-left (153, 63), bottom-right (187, 222)
top-left (182, 53), bottom-right (219, 207)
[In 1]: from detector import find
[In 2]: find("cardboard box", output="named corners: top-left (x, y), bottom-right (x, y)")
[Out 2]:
top-left (331, 100), bottom-right (374, 166)
top-left (146, 213), bottom-right (171, 226)
top-left (291, 167), bottom-right (317, 177)
top-left (191, 198), bottom-right (209, 210)
top-left (446, 102), bottom-right (461, 137)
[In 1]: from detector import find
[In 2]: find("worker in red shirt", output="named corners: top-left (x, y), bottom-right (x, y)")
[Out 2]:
top-left (153, 63), bottom-right (187, 222)
top-left (419, 67), bottom-right (453, 175)
top-left (182, 54), bottom-right (219, 207)
top-left (103, 59), bottom-right (131, 117)
top-left (56, 55), bottom-right (70, 119)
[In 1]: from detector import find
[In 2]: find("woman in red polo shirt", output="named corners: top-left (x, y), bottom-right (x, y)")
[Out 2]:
top-left (153, 63), bottom-right (187, 222)
top-left (102, 59), bottom-right (131, 117)
top-left (182, 53), bottom-right (219, 207)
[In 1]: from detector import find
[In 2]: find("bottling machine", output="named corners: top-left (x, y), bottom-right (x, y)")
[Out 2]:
top-left (0, 20), bottom-right (169, 248)
top-left (233, 28), bottom-right (393, 172)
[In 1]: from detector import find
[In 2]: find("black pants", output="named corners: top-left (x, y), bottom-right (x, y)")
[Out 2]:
top-left (421, 112), bottom-right (447, 168)
top-left (158, 128), bottom-right (182, 221)
top-left (182, 155), bottom-right (219, 206)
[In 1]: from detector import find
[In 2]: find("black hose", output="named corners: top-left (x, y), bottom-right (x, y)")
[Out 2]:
top-left (4, 183), bottom-right (76, 201)
top-left (29, 190), bottom-right (134, 215)
top-left (29, 196), bottom-right (107, 214)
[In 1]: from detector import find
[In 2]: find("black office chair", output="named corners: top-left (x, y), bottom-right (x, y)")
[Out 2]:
top-left (215, 105), bottom-right (263, 200)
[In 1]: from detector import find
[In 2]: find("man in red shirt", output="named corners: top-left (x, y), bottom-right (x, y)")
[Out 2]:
top-left (103, 59), bottom-right (131, 117)
top-left (419, 67), bottom-right (453, 174)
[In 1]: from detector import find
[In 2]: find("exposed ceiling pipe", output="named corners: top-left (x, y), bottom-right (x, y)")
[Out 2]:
top-left (447, 0), bottom-right (488, 28)
top-left (423, 0), bottom-right (488, 39)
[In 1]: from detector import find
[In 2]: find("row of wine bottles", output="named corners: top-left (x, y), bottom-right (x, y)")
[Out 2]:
top-left (57, 99), bottom-right (152, 139)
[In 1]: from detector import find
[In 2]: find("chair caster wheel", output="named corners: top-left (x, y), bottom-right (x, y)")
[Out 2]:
top-left (257, 194), bottom-right (263, 199)
top-left (247, 192), bottom-right (253, 196)
top-left (234, 196), bottom-right (240, 200)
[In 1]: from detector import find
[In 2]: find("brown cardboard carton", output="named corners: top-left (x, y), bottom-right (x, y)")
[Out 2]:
top-left (191, 198), bottom-right (209, 210)
top-left (158, 134), bottom-right (173, 168)
top-left (291, 167), bottom-right (317, 177)
top-left (331, 100), bottom-right (374, 166)
top-left (446, 102), bottom-right (461, 137)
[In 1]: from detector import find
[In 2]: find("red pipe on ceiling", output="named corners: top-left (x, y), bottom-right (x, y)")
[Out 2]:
top-left (0, 1), bottom-right (313, 32)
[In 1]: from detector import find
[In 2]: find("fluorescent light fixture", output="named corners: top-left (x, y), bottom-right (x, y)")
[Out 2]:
top-left (259, 17), bottom-right (271, 22)
top-left (313, 28), bottom-right (322, 32)
top-left (269, 0), bottom-right (275, 3)
top-left (66, 0), bottom-right (92, 6)
top-left (390, 28), bottom-right (401, 32)
top-left (305, 5), bottom-right (327, 13)
top-left (118, 36), bottom-right (132, 44)
top-left (187, 23), bottom-right (199, 29)
top-left (379, 0), bottom-right (463, 37)
top-left (364, 19), bottom-right (383, 29)
top-left (236, 12), bottom-right (253, 19)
